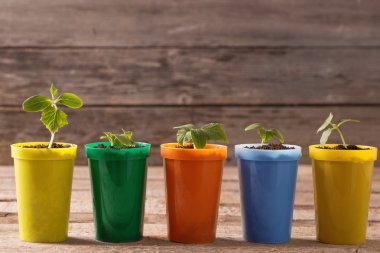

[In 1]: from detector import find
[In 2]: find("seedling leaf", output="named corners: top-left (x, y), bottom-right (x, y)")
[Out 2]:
top-left (22, 84), bottom-right (83, 148)
top-left (337, 119), bottom-right (360, 127)
top-left (58, 93), bottom-right (84, 108)
top-left (174, 123), bottom-right (228, 148)
top-left (245, 123), bottom-right (285, 146)
top-left (202, 123), bottom-right (229, 143)
top-left (22, 95), bottom-right (51, 112)
top-left (320, 128), bottom-right (332, 147)
top-left (317, 113), bottom-right (333, 133)
top-left (41, 106), bottom-right (68, 134)
top-left (173, 124), bottom-right (195, 130)
top-left (272, 128), bottom-right (285, 143)
top-left (316, 113), bottom-right (359, 147)
top-left (245, 123), bottom-right (263, 131)
top-left (50, 84), bottom-right (58, 98)
top-left (191, 129), bottom-right (207, 149)
top-left (100, 130), bottom-right (136, 147)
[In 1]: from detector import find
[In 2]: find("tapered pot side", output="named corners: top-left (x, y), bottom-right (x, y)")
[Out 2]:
top-left (85, 142), bottom-right (151, 243)
top-left (309, 144), bottom-right (378, 245)
top-left (235, 144), bottom-right (302, 244)
top-left (11, 142), bottom-right (77, 243)
top-left (161, 143), bottom-right (227, 244)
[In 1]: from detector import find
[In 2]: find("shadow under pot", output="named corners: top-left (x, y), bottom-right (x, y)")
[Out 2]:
top-left (235, 144), bottom-right (302, 244)
top-left (161, 143), bottom-right (227, 244)
top-left (11, 142), bottom-right (77, 243)
top-left (85, 142), bottom-right (151, 243)
top-left (309, 144), bottom-right (378, 245)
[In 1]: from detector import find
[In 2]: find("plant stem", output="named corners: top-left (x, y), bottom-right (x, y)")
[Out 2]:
top-left (48, 133), bottom-right (55, 148)
top-left (336, 128), bottom-right (347, 148)
top-left (261, 139), bottom-right (264, 147)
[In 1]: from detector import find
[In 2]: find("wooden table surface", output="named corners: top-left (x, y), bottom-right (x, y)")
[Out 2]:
top-left (0, 165), bottom-right (379, 252)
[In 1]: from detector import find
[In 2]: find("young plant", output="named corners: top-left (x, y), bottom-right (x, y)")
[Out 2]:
top-left (317, 112), bottom-right (359, 148)
top-left (174, 123), bottom-right (228, 149)
top-left (100, 129), bottom-right (136, 148)
top-left (22, 84), bottom-right (83, 148)
top-left (245, 123), bottom-right (284, 147)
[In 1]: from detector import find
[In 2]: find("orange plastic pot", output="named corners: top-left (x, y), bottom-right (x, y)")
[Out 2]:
top-left (161, 143), bottom-right (227, 243)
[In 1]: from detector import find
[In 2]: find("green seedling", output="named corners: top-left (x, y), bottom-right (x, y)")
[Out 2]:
top-left (245, 123), bottom-right (284, 147)
top-left (100, 129), bottom-right (136, 148)
top-left (22, 84), bottom-right (83, 148)
top-left (174, 123), bottom-right (228, 149)
top-left (316, 112), bottom-right (359, 148)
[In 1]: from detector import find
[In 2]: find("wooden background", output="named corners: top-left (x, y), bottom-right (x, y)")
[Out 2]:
top-left (0, 0), bottom-right (380, 165)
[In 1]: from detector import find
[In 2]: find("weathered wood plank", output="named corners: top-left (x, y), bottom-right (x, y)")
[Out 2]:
top-left (1, 223), bottom-right (379, 253)
top-left (0, 0), bottom-right (380, 47)
top-left (1, 48), bottom-right (380, 106)
top-left (1, 107), bottom-right (379, 165)
top-left (0, 166), bottom-right (379, 252)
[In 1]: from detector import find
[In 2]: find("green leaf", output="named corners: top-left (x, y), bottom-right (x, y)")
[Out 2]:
top-left (265, 130), bottom-right (274, 143)
top-left (22, 95), bottom-right (51, 112)
top-left (122, 129), bottom-right (133, 139)
top-left (100, 132), bottom-right (116, 145)
top-left (173, 124), bottom-right (195, 130)
top-left (184, 131), bottom-right (192, 144)
top-left (258, 128), bottom-right (268, 143)
top-left (320, 128), bottom-right (332, 147)
top-left (115, 130), bottom-right (135, 147)
top-left (202, 123), bottom-right (229, 143)
top-left (245, 123), bottom-right (263, 131)
top-left (101, 130), bottom-right (135, 147)
top-left (176, 129), bottom-right (187, 146)
top-left (57, 93), bottom-right (83, 108)
top-left (272, 128), bottom-right (285, 143)
top-left (50, 84), bottom-right (58, 99)
top-left (41, 106), bottom-right (68, 134)
top-left (337, 119), bottom-right (360, 127)
top-left (191, 129), bottom-right (207, 149)
top-left (317, 113), bottom-right (333, 133)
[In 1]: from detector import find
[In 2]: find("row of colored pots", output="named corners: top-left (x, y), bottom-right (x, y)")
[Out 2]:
top-left (10, 142), bottom-right (377, 245)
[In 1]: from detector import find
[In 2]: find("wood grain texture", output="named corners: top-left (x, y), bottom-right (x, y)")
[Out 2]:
top-left (0, 48), bottom-right (380, 106)
top-left (0, 166), bottom-right (379, 252)
top-left (1, 106), bottom-right (379, 165)
top-left (1, 0), bottom-right (380, 47)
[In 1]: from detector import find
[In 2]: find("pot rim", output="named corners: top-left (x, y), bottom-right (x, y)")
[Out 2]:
top-left (309, 144), bottom-right (378, 162)
top-left (235, 144), bottom-right (302, 162)
top-left (160, 143), bottom-right (227, 161)
top-left (11, 142), bottom-right (77, 160)
top-left (85, 141), bottom-right (151, 161)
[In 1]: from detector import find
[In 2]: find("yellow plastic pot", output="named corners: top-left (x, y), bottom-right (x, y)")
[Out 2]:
top-left (309, 144), bottom-right (377, 245)
top-left (11, 142), bottom-right (77, 243)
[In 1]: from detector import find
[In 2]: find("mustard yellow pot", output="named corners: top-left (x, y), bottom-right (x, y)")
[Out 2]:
top-left (11, 142), bottom-right (77, 243)
top-left (309, 144), bottom-right (377, 245)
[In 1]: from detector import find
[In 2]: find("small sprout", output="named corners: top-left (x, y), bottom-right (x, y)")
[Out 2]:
top-left (22, 84), bottom-right (83, 148)
top-left (245, 123), bottom-right (284, 147)
top-left (174, 123), bottom-right (228, 149)
top-left (316, 112), bottom-right (359, 148)
top-left (100, 129), bottom-right (136, 148)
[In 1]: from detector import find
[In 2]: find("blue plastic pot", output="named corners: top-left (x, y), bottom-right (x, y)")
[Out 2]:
top-left (235, 144), bottom-right (302, 244)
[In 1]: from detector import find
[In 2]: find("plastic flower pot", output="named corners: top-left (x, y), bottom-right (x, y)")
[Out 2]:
top-left (85, 142), bottom-right (151, 243)
top-left (235, 144), bottom-right (302, 244)
top-left (10, 142), bottom-right (77, 243)
top-left (161, 143), bottom-right (227, 243)
top-left (309, 144), bottom-right (378, 245)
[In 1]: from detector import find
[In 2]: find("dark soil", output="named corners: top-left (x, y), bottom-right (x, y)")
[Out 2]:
top-left (317, 144), bottom-right (369, 150)
top-left (176, 144), bottom-right (194, 149)
top-left (94, 144), bottom-right (138, 149)
top-left (245, 143), bottom-right (295, 150)
top-left (22, 143), bottom-right (70, 148)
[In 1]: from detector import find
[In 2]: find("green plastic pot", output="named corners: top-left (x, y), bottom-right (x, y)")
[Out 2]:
top-left (85, 142), bottom-right (151, 243)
